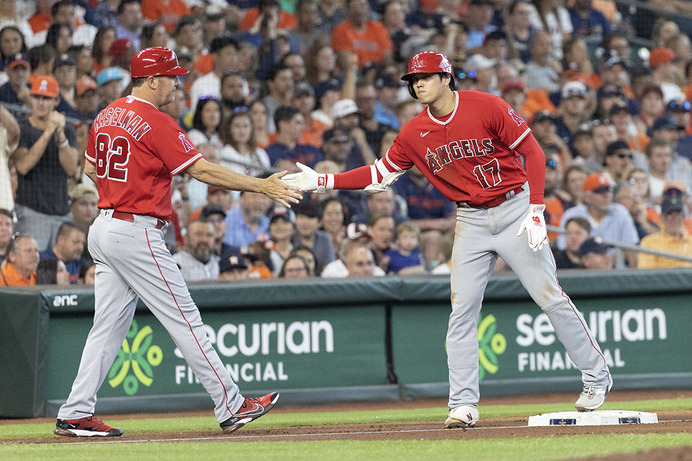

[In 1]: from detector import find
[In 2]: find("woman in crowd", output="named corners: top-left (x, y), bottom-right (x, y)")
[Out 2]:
top-left (36, 259), bottom-right (70, 285)
top-left (92, 26), bottom-right (116, 74)
top-left (563, 165), bottom-right (587, 205)
top-left (527, 0), bottom-right (572, 60)
top-left (269, 208), bottom-right (296, 277)
top-left (0, 25), bottom-right (27, 71)
top-left (45, 23), bottom-right (73, 57)
top-left (278, 254), bottom-right (311, 279)
top-left (248, 99), bottom-right (271, 149)
top-left (187, 97), bottom-right (224, 155)
top-left (320, 197), bottom-right (346, 255)
top-left (140, 22), bottom-right (170, 49)
top-left (304, 40), bottom-right (337, 87)
top-left (217, 107), bottom-right (271, 177)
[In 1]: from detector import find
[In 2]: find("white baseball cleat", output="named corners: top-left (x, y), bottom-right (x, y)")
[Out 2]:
top-left (575, 383), bottom-right (612, 412)
top-left (445, 405), bottom-right (479, 428)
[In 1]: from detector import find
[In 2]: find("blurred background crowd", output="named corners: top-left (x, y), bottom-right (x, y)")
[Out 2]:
top-left (2, 0), bottom-right (692, 287)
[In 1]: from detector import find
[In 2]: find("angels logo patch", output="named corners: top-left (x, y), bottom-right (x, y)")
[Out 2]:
top-left (508, 108), bottom-right (525, 126)
top-left (178, 132), bottom-right (194, 152)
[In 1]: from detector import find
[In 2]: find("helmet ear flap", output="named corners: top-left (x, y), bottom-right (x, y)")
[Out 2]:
top-left (407, 79), bottom-right (417, 99)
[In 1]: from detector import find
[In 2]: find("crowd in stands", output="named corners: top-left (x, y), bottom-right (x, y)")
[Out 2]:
top-left (2, 0), bottom-right (692, 287)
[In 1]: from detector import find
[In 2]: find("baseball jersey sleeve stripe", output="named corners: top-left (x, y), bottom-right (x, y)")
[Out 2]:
top-left (85, 152), bottom-right (96, 163)
top-left (508, 128), bottom-right (531, 150)
top-left (383, 154), bottom-right (404, 172)
top-left (171, 153), bottom-right (203, 176)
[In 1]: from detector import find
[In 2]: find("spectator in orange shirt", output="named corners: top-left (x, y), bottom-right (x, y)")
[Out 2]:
top-left (239, 0), bottom-right (297, 32)
top-left (141, 0), bottom-right (191, 33)
top-left (0, 233), bottom-right (39, 287)
top-left (331, 0), bottom-right (393, 69)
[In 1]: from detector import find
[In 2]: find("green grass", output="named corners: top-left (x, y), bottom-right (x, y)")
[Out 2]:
top-left (1, 397), bottom-right (691, 460)
top-left (1, 434), bottom-right (692, 461)
top-left (2, 397), bottom-right (690, 439)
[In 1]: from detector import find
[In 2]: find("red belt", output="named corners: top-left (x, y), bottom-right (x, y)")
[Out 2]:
top-left (112, 211), bottom-right (167, 229)
top-left (456, 186), bottom-right (525, 210)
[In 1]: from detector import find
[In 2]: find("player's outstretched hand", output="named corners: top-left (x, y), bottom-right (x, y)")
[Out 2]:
top-left (264, 171), bottom-right (303, 208)
top-left (517, 204), bottom-right (548, 252)
top-left (281, 162), bottom-right (327, 193)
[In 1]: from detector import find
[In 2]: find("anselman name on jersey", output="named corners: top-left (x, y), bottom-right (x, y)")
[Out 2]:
top-left (93, 106), bottom-right (152, 141)
top-left (426, 138), bottom-right (496, 173)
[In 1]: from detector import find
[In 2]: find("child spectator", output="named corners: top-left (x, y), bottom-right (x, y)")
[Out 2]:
top-left (384, 221), bottom-right (425, 274)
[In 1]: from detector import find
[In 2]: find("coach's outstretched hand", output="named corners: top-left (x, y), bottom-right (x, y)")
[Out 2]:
top-left (281, 162), bottom-right (327, 193)
top-left (263, 171), bottom-right (304, 208)
top-left (517, 204), bottom-right (548, 252)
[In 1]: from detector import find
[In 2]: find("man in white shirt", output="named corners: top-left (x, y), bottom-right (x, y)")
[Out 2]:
top-left (189, 35), bottom-right (239, 113)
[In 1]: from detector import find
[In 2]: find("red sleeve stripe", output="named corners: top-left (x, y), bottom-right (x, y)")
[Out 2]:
top-left (171, 153), bottom-right (203, 176)
top-left (508, 128), bottom-right (531, 150)
top-left (85, 151), bottom-right (96, 164)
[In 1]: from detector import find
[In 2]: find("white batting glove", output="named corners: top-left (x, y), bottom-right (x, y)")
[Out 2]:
top-left (281, 162), bottom-right (328, 193)
top-left (517, 204), bottom-right (548, 252)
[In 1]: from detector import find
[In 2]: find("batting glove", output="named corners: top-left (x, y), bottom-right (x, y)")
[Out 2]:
top-left (281, 162), bottom-right (329, 193)
top-left (517, 204), bottom-right (548, 252)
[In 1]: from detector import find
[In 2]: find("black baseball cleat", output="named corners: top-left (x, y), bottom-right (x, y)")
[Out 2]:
top-left (54, 416), bottom-right (124, 437)
top-left (220, 392), bottom-right (279, 434)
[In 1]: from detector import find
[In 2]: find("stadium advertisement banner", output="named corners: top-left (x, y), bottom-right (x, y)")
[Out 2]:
top-left (391, 295), bottom-right (690, 384)
top-left (46, 304), bottom-right (388, 400)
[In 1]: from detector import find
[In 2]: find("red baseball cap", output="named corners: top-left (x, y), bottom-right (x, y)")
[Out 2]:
top-left (583, 173), bottom-right (612, 192)
top-left (8, 53), bottom-right (30, 70)
top-left (109, 38), bottom-right (134, 59)
top-left (31, 76), bottom-right (60, 98)
top-left (75, 76), bottom-right (98, 96)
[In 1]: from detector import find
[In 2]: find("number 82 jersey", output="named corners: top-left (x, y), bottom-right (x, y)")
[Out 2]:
top-left (85, 96), bottom-right (202, 221)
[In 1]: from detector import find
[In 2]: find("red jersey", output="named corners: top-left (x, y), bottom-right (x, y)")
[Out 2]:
top-left (85, 96), bottom-right (202, 221)
top-left (334, 91), bottom-right (543, 205)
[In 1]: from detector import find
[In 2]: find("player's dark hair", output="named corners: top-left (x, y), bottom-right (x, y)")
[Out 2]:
top-left (0, 208), bottom-right (12, 220)
top-left (130, 77), bottom-right (147, 87)
top-left (117, 0), bottom-right (141, 15)
top-left (273, 105), bottom-right (301, 131)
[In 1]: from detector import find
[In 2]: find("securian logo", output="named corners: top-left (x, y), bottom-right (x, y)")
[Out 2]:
top-left (108, 319), bottom-right (163, 395)
top-left (478, 313), bottom-right (506, 380)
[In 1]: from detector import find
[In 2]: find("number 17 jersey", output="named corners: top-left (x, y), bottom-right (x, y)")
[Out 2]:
top-left (85, 96), bottom-right (202, 221)
top-left (384, 91), bottom-right (532, 205)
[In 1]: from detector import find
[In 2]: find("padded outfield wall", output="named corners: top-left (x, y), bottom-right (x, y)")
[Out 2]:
top-left (1, 269), bottom-right (691, 418)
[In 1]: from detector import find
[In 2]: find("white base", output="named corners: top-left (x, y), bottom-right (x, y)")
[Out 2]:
top-left (528, 410), bottom-right (658, 426)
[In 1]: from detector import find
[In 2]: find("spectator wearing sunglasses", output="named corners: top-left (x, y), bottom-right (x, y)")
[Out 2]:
top-left (602, 140), bottom-right (634, 187)
top-left (558, 173), bottom-right (639, 267)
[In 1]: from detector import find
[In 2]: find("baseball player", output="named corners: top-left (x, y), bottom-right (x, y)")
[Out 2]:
top-left (284, 51), bottom-right (612, 427)
top-left (54, 47), bottom-right (302, 437)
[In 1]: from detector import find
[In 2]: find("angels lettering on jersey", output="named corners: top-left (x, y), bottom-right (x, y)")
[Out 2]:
top-left (424, 107), bottom-right (526, 175)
